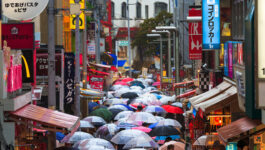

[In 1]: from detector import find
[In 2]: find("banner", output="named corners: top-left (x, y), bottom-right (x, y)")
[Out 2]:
top-left (189, 9), bottom-right (202, 60)
top-left (202, 0), bottom-right (220, 50)
top-left (64, 53), bottom-right (75, 105)
top-left (89, 75), bottom-right (104, 92)
top-left (36, 53), bottom-right (62, 76)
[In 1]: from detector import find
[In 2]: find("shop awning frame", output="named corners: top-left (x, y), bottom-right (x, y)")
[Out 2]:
top-left (217, 117), bottom-right (260, 143)
top-left (176, 89), bottom-right (196, 99)
top-left (8, 104), bottom-right (80, 134)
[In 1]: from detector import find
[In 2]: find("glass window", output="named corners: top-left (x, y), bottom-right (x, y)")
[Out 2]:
top-left (154, 2), bottom-right (167, 16)
top-left (111, 1), bottom-right (115, 18)
top-left (136, 2), bottom-right (142, 19)
top-left (145, 5), bottom-right (149, 19)
top-left (121, 2), bottom-right (127, 18)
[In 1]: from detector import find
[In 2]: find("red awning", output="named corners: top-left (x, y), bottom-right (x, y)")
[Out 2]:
top-left (88, 69), bottom-right (110, 76)
top-left (173, 81), bottom-right (194, 89)
top-left (217, 117), bottom-right (260, 142)
top-left (177, 89), bottom-right (196, 99)
top-left (116, 27), bottom-right (139, 39)
top-left (9, 104), bottom-right (80, 134)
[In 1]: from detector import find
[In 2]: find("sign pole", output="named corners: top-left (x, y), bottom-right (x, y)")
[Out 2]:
top-left (127, 0), bottom-right (132, 77)
top-left (74, 0), bottom-right (81, 117)
top-left (47, 0), bottom-right (56, 149)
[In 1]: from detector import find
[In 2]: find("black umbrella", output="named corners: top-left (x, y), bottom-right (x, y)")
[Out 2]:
top-left (149, 126), bottom-right (180, 137)
top-left (108, 108), bottom-right (124, 119)
top-left (121, 92), bottom-right (139, 99)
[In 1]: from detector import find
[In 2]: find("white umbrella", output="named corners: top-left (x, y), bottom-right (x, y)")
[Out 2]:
top-left (73, 138), bottom-right (115, 150)
top-left (80, 120), bottom-right (95, 128)
top-left (127, 112), bottom-right (157, 124)
top-left (108, 105), bottom-right (128, 111)
top-left (111, 129), bottom-right (151, 145)
top-left (155, 116), bottom-right (165, 121)
top-left (157, 119), bottom-right (182, 128)
top-left (61, 131), bottom-right (93, 143)
top-left (105, 98), bottom-right (128, 105)
top-left (114, 111), bottom-right (133, 120)
top-left (123, 136), bottom-right (159, 149)
top-left (160, 95), bottom-right (176, 104)
top-left (172, 102), bottom-right (183, 108)
top-left (82, 116), bottom-right (107, 126)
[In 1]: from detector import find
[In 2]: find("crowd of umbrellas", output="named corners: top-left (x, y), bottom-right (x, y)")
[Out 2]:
top-left (57, 77), bottom-right (187, 150)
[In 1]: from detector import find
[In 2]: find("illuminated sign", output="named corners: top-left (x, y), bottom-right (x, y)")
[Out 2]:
top-left (202, 0), bottom-right (220, 50)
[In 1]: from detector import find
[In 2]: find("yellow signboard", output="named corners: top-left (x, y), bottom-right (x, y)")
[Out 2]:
top-left (70, 0), bottom-right (85, 30)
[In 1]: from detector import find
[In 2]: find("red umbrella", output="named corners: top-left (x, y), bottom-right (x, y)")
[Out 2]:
top-left (122, 78), bottom-right (134, 83)
top-left (114, 81), bottom-right (128, 86)
top-left (129, 103), bottom-right (146, 109)
top-left (162, 105), bottom-right (184, 114)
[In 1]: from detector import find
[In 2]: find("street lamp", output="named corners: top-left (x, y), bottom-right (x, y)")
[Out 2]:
top-left (146, 33), bottom-right (163, 89)
top-left (155, 26), bottom-right (179, 87)
top-left (151, 30), bottom-right (171, 78)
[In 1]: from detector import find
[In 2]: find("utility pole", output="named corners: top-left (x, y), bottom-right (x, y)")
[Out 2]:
top-left (74, 0), bottom-right (81, 117)
top-left (96, 9), bottom-right (101, 64)
top-left (168, 32), bottom-right (171, 78)
top-left (47, 0), bottom-right (56, 149)
top-left (127, 0), bottom-right (132, 77)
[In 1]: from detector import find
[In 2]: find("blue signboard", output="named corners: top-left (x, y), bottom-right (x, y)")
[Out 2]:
top-left (202, 0), bottom-right (220, 50)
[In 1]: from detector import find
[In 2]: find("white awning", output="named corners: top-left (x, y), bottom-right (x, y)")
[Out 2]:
top-left (190, 81), bottom-right (232, 107)
top-left (194, 86), bottom-right (237, 113)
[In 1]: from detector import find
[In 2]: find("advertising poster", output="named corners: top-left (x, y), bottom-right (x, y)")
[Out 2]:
top-left (90, 75), bottom-right (104, 92)
top-left (228, 42), bottom-right (233, 78)
top-left (224, 42), bottom-right (228, 76)
top-left (189, 9), bottom-right (202, 60)
top-left (64, 53), bottom-right (75, 105)
top-left (117, 41), bottom-right (128, 59)
top-left (202, 0), bottom-right (220, 50)
top-left (237, 43), bottom-right (243, 65)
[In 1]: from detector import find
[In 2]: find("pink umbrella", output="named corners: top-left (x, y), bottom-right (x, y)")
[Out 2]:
top-left (114, 81), bottom-right (128, 86)
top-left (152, 82), bottom-right (160, 86)
top-left (122, 78), bottom-right (134, 83)
top-left (132, 126), bottom-right (152, 133)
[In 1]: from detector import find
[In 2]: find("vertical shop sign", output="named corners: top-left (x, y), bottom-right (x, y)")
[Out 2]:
top-left (89, 75), bottom-right (104, 91)
top-left (64, 53), bottom-right (75, 104)
top-left (202, 0), bottom-right (220, 50)
top-left (69, 0), bottom-right (85, 30)
top-left (189, 9), bottom-right (202, 60)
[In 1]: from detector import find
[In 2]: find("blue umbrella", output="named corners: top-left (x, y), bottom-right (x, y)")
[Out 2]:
top-left (88, 102), bottom-right (99, 113)
top-left (149, 122), bottom-right (158, 129)
top-left (143, 106), bottom-right (166, 114)
top-left (155, 135), bottom-right (181, 141)
top-left (56, 132), bottom-right (65, 142)
top-left (151, 93), bottom-right (162, 99)
top-left (115, 104), bottom-right (134, 111)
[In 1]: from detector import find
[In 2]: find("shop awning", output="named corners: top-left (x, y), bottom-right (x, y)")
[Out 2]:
top-left (173, 80), bottom-right (194, 89)
top-left (89, 63), bottom-right (111, 69)
top-left (194, 86), bottom-right (237, 113)
top-left (9, 104), bottom-right (80, 134)
top-left (88, 69), bottom-right (110, 76)
top-left (189, 81), bottom-right (232, 107)
top-left (217, 117), bottom-right (260, 142)
top-left (176, 89), bottom-right (196, 99)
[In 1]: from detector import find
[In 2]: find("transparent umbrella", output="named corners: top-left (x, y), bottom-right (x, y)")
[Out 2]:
top-left (73, 138), bottom-right (115, 150)
top-left (80, 120), bottom-right (95, 128)
top-left (114, 111), bottom-right (133, 120)
top-left (82, 116), bottom-right (106, 126)
top-left (61, 131), bottom-right (94, 144)
top-left (95, 124), bottom-right (118, 141)
top-left (123, 136), bottom-right (159, 149)
top-left (157, 119), bottom-right (182, 128)
top-left (108, 105), bottom-right (128, 111)
top-left (127, 112), bottom-right (157, 124)
top-left (111, 129), bottom-right (150, 145)
top-left (143, 106), bottom-right (166, 115)
top-left (85, 145), bottom-right (112, 150)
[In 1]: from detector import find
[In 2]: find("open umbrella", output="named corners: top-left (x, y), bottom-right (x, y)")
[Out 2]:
top-left (193, 135), bottom-right (222, 146)
top-left (127, 112), bottom-right (157, 124)
top-left (90, 108), bottom-right (113, 122)
top-left (111, 129), bottom-right (151, 145)
top-left (85, 145), bottom-right (112, 150)
top-left (122, 78), bottom-right (134, 83)
top-left (155, 116), bottom-right (165, 121)
top-left (80, 120), bottom-right (95, 128)
top-left (123, 136), bottom-right (159, 149)
top-left (114, 81), bottom-right (128, 86)
top-left (108, 108), bottom-right (124, 119)
top-left (114, 111), bottom-right (133, 120)
top-left (129, 103), bottom-right (146, 110)
top-left (143, 106), bottom-right (166, 115)
top-left (152, 82), bottom-right (160, 86)
top-left (108, 104), bottom-right (129, 111)
top-left (105, 98), bottom-right (127, 105)
top-left (95, 124), bottom-right (118, 141)
top-left (116, 122), bottom-right (138, 129)
top-left (61, 131), bottom-right (93, 143)
top-left (156, 119), bottom-right (182, 128)
top-left (121, 92), bottom-right (139, 99)
top-left (162, 105), bottom-right (184, 114)
top-left (171, 102), bottom-right (183, 108)
top-left (88, 102), bottom-right (99, 113)
top-left (73, 138), bottom-right (115, 150)
top-left (149, 126), bottom-right (180, 137)
top-left (160, 141), bottom-right (185, 150)
top-left (82, 116), bottom-right (107, 126)
top-left (132, 126), bottom-right (152, 133)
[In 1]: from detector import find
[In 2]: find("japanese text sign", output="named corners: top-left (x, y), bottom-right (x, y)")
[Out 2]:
top-left (202, 0), bottom-right (220, 50)
top-left (189, 9), bottom-right (202, 60)
top-left (70, 0), bottom-right (85, 30)
top-left (2, 23), bottom-right (34, 50)
top-left (3, 0), bottom-right (49, 20)
top-left (64, 53), bottom-right (75, 104)
top-left (89, 75), bottom-right (104, 92)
